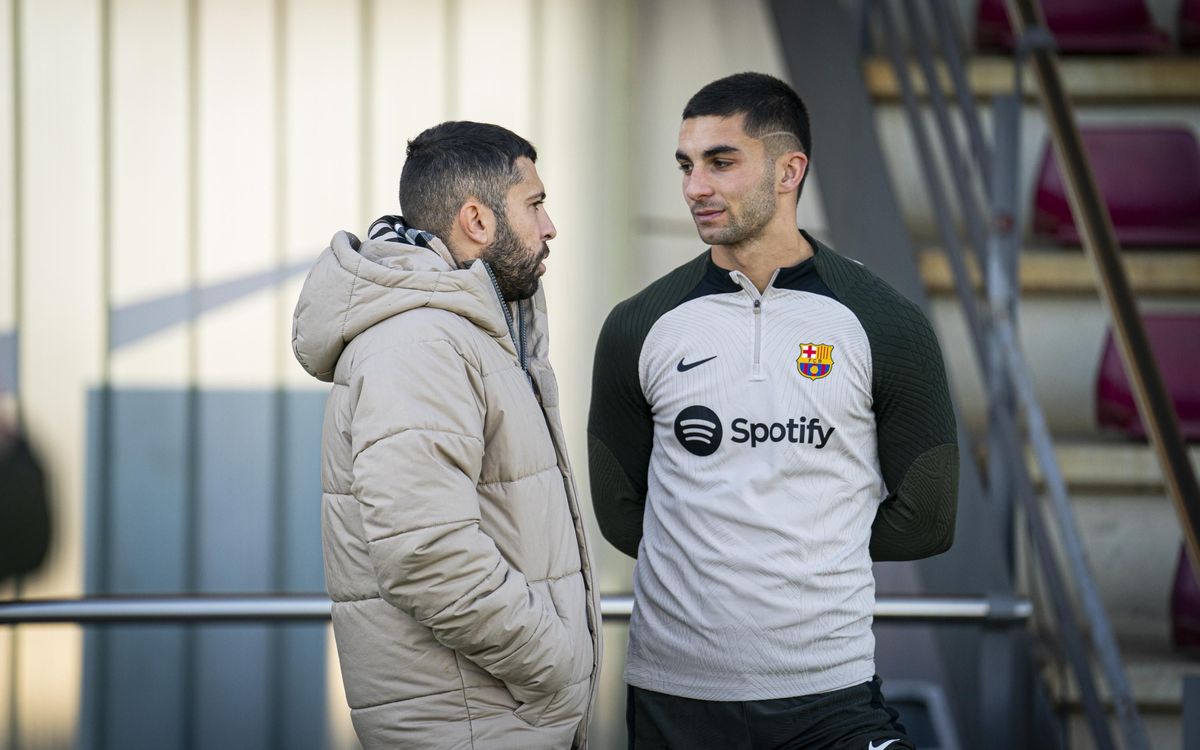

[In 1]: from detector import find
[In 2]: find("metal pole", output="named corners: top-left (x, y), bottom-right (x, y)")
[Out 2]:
top-left (877, 0), bottom-right (989, 362)
top-left (0, 594), bottom-right (1031, 626)
top-left (987, 93), bottom-right (1022, 571)
top-left (996, 316), bottom-right (1149, 750)
top-left (877, 5), bottom-right (1127, 744)
top-left (1004, 426), bottom-right (1117, 750)
top-left (899, 0), bottom-right (993, 273)
top-left (926, 0), bottom-right (993, 189)
top-left (982, 91), bottom-right (1024, 750)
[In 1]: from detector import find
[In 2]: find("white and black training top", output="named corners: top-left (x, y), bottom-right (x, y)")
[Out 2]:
top-left (587, 231), bottom-right (958, 702)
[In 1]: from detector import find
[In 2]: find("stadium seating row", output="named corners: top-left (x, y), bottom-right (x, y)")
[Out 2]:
top-left (977, 0), bottom-right (1200, 53)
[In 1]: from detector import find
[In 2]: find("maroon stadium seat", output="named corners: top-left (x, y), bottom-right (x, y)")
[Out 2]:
top-left (1096, 314), bottom-right (1200, 441)
top-left (976, 0), bottom-right (1169, 53)
top-left (1183, 0), bottom-right (1200, 50)
top-left (1033, 127), bottom-right (1200, 247)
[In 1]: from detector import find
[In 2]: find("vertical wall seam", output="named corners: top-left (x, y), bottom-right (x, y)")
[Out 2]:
top-left (7, 0), bottom-right (22, 745)
top-left (9, 0), bottom-right (20, 428)
top-left (269, 0), bottom-right (288, 746)
top-left (358, 0), bottom-right (372, 224)
top-left (444, 0), bottom-right (457, 121)
top-left (182, 1), bottom-right (200, 748)
top-left (530, 0), bottom-right (543, 146)
top-left (94, 0), bottom-right (114, 745)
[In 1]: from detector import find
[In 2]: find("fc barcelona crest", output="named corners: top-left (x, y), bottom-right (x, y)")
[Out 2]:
top-left (796, 343), bottom-right (834, 380)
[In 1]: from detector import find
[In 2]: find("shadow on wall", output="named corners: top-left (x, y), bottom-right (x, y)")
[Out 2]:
top-left (82, 388), bottom-right (328, 750)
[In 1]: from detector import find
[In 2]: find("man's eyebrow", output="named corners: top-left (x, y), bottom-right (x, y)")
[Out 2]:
top-left (675, 145), bottom-right (741, 162)
top-left (702, 145), bottom-right (740, 159)
top-left (527, 191), bottom-right (546, 202)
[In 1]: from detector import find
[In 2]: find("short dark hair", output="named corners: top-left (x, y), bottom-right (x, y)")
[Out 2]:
top-left (399, 121), bottom-right (537, 242)
top-left (683, 72), bottom-right (812, 195)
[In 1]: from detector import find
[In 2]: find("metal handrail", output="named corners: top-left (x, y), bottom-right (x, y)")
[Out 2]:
top-left (1005, 0), bottom-right (1200, 577)
top-left (0, 594), bottom-right (1031, 626)
top-left (875, 15), bottom-right (1120, 747)
top-left (1003, 1), bottom-right (1195, 747)
top-left (870, 1), bottom-right (1157, 747)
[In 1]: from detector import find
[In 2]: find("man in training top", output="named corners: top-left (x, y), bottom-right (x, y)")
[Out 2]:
top-left (588, 72), bottom-right (959, 750)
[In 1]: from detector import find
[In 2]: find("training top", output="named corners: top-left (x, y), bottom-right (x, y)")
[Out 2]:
top-left (587, 231), bottom-right (958, 701)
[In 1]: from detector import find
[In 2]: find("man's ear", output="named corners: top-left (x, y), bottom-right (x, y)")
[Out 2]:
top-left (458, 199), bottom-right (493, 246)
top-left (779, 152), bottom-right (808, 195)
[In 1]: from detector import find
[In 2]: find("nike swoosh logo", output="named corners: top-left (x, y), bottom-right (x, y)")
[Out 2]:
top-left (676, 356), bottom-right (717, 372)
top-left (868, 740), bottom-right (901, 750)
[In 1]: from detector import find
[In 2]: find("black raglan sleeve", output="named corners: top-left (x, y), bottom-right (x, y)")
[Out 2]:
top-left (815, 247), bottom-right (959, 561)
top-left (587, 303), bottom-right (655, 559)
top-left (587, 252), bottom-right (710, 559)
top-left (865, 291), bottom-right (959, 561)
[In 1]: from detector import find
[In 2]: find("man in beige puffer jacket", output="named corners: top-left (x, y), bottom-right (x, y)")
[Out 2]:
top-left (292, 121), bottom-right (601, 749)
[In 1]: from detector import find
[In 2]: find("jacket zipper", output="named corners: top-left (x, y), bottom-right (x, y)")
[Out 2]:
top-left (481, 261), bottom-right (532, 388)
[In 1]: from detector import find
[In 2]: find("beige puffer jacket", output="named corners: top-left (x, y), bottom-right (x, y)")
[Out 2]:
top-left (292, 231), bottom-right (601, 749)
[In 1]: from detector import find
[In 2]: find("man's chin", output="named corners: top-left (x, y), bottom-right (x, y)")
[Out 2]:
top-left (510, 277), bottom-right (541, 301)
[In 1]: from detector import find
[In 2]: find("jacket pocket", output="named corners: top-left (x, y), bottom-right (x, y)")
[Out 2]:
top-left (511, 679), bottom-right (589, 728)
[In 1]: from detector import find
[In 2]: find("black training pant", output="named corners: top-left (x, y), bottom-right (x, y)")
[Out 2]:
top-left (626, 677), bottom-right (915, 750)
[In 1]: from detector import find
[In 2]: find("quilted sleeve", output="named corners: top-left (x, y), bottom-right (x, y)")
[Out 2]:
top-left (349, 340), bottom-right (575, 701)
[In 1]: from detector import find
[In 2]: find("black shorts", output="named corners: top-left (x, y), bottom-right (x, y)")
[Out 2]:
top-left (626, 676), bottom-right (914, 750)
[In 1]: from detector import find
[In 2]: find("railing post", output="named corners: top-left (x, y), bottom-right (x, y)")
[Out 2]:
top-left (987, 92), bottom-right (1021, 572)
top-left (981, 91), bottom-right (1024, 750)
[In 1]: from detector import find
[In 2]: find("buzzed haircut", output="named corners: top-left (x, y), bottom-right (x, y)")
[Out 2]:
top-left (399, 121), bottom-right (538, 242)
top-left (683, 72), bottom-right (812, 196)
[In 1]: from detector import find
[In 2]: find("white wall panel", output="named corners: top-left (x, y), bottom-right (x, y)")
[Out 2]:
top-left (16, 0), bottom-right (104, 745)
top-left (0, 0), bottom-right (15, 391)
top-left (109, 0), bottom-right (189, 385)
top-left (366, 0), bottom-right (447, 224)
top-left (2, 0), bottom-right (23, 737)
top-left (633, 0), bottom-right (728, 233)
top-left (539, 0), bottom-right (605, 439)
top-left (454, 0), bottom-right (533, 137)
top-left (0, 0), bottom-right (11, 661)
top-left (0, 0), bottom-right (15, 432)
top-left (192, 2), bottom-right (278, 748)
top-left (630, 0), bottom-right (798, 282)
top-left (195, 0), bottom-right (275, 386)
top-left (281, 0), bottom-right (359, 389)
top-left (540, 6), bottom-right (635, 749)
top-left (283, 0), bottom-right (359, 247)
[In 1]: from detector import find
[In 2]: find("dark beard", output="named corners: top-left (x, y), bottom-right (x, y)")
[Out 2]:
top-left (481, 213), bottom-right (547, 301)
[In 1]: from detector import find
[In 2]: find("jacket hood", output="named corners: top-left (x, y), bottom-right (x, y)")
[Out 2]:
top-left (292, 229), bottom-right (510, 382)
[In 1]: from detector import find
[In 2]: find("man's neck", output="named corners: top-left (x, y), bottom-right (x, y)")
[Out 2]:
top-left (711, 220), bottom-right (813, 293)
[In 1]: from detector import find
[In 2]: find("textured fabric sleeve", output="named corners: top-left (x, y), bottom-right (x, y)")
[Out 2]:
top-left (349, 341), bottom-right (575, 701)
top-left (865, 292), bottom-right (959, 561)
top-left (587, 304), bottom-right (654, 559)
top-left (814, 246), bottom-right (959, 561)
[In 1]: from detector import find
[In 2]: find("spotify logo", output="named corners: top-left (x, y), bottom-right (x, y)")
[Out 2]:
top-left (674, 405), bottom-right (722, 456)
